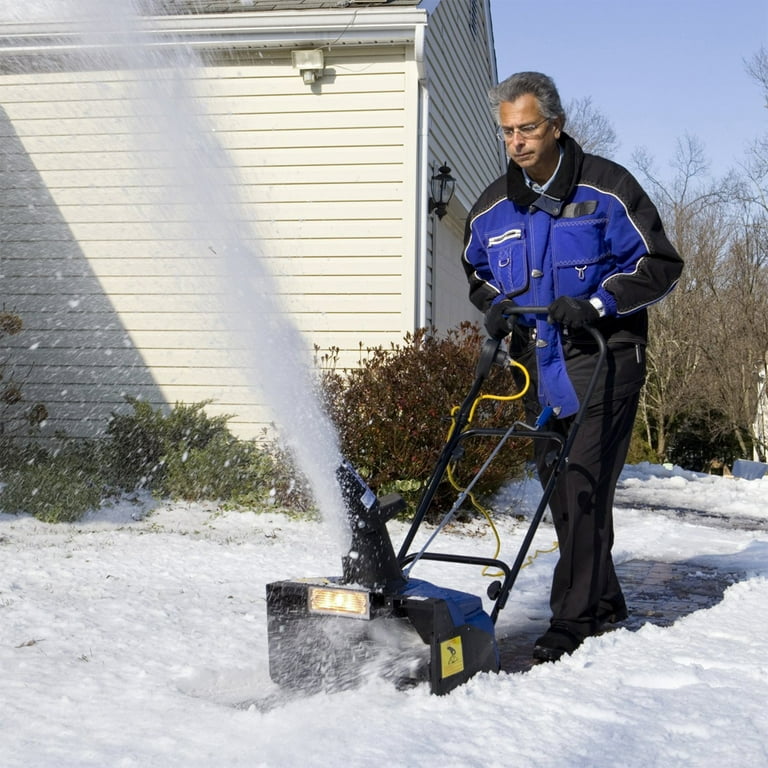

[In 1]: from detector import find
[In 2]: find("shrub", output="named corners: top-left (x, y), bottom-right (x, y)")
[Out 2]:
top-left (104, 398), bottom-right (242, 493)
top-left (0, 440), bottom-right (104, 523)
top-left (161, 430), bottom-right (275, 503)
top-left (320, 323), bottom-right (530, 518)
top-left (258, 438), bottom-right (316, 516)
top-left (103, 398), bottom-right (297, 507)
top-left (626, 418), bottom-right (658, 464)
top-left (0, 398), bottom-right (317, 522)
top-left (667, 410), bottom-right (744, 472)
top-left (102, 398), bottom-right (167, 490)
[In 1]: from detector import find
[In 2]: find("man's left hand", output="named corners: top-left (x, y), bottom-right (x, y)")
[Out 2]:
top-left (547, 296), bottom-right (599, 330)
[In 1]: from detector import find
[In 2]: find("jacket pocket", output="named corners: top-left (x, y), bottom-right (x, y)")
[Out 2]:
top-left (487, 227), bottom-right (528, 296)
top-left (551, 217), bottom-right (611, 298)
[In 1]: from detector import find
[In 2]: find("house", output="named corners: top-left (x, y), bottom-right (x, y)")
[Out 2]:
top-left (0, 0), bottom-right (504, 440)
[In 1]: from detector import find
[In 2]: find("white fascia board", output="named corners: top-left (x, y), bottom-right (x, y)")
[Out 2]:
top-left (0, 9), bottom-right (428, 55)
top-left (154, 9), bottom-right (428, 47)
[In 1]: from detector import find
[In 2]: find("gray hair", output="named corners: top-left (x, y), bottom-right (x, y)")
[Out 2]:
top-left (489, 72), bottom-right (566, 126)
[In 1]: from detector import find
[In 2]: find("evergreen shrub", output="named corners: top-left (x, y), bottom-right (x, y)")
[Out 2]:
top-left (0, 440), bottom-right (103, 523)
top-left (667, 410), bottom-right (744, 472)
top-left (0, 400), bottom-right (311, 523)
top-left (103, 399), bottom-right (287, 505)
top-left (626, 419), bottom-right (658, 464)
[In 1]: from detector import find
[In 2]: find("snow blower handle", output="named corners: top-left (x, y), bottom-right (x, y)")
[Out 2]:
top-left (500, 303), bottom-right (605, 345)
top-left (501, 303), bottom-right (549, 322)
top-left (476, 305), bottom-right (553, 378)
top-left (500, 303), bottom-right (607, 393)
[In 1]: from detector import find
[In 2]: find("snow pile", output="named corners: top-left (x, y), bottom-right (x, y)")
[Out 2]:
top-left (1, 464), bottom-right (767, 767)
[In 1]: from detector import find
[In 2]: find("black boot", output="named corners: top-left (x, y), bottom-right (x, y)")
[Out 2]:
top-left (596, 597), bottom-right (628, 627)
top-left (532, 622), bottom-right (585, 663)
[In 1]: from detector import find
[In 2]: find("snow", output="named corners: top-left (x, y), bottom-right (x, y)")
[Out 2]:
top-left (2, 462), bottom-right (768, 767)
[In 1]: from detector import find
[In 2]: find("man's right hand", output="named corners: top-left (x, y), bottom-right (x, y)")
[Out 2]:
top-left (484, 299), bottom-right (518, 340)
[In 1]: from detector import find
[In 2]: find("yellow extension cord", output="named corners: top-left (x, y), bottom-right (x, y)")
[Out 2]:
top-left (443, 357), bottom-right (559, 577)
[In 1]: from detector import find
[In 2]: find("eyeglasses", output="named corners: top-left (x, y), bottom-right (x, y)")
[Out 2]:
top-left (496, 117), bottom-right (550, 141)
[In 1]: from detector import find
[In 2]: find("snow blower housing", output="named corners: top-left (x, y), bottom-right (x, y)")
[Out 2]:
top-left (266, 310), bottom-right (606, 696)
top-left (266, 461), bottom-right (499, 696)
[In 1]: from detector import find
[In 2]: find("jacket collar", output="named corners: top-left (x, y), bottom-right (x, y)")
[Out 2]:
top-left (505, 132), bottom-right (583, 209)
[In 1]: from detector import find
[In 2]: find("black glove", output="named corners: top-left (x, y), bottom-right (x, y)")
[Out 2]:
top-left (484, 299), bottom-right (518, 340)
top-left (547, 296), bottom-right (599, 330)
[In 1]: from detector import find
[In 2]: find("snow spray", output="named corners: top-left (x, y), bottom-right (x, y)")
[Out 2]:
top-left (29, 0), bottom-right (348, 544)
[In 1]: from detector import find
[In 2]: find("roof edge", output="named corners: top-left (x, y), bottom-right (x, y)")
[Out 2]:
top-left (0, 8), bottom-right (428, 55)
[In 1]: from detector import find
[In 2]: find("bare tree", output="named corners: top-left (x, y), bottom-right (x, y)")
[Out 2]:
top-left (632, 137), bottom-right (733, 460)
top-left (743, 47), bottom-right (768, 213)
top-left (703, 215), bottom-right (768, 457)
top-left (745, 46), bottom-right (768, 104)
top-left (618, 49), bottom-right (768, 466)
top-left (564, 96), bottom-right (619, 158)
top-left (730, 47), bottom-right (768, 459)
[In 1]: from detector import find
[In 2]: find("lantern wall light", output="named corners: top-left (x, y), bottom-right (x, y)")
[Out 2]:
top-left (428, 162), bottom-right (456, 220)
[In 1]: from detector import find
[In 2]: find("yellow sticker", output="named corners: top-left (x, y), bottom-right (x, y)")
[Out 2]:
top-left (440, 636), bottom-right (464, 678)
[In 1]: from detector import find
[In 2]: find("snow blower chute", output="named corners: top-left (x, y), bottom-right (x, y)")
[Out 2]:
top-left (266, 307), bottom-right (606, 695)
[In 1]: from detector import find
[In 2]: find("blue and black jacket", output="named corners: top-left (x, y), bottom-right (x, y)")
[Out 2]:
top-left (462, 133), bottom-right (683, 417)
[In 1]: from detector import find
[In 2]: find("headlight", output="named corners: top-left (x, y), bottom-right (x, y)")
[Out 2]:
top-left (308, 586), bottom-right (370, 619)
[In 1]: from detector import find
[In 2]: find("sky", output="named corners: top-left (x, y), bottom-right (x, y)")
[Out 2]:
top-left (2, 462), bottom-right (768, 766)
top-left (489, 0), bottom-right (768, 179)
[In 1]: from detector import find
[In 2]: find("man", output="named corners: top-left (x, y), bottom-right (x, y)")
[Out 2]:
top-left (461, 72), bottom-right (683, 662)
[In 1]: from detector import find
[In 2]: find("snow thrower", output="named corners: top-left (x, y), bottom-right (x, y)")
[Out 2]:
top-left (266, 308), bottom-right (606, 695)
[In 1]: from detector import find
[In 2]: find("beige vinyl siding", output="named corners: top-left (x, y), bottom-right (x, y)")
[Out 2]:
top-left (0, 45), bottom-right (418, 440)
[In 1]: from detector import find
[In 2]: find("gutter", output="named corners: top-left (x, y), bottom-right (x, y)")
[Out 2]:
top-left (0, 9), bottom-right (427, 55)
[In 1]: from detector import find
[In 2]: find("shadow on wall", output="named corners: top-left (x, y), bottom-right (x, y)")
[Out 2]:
top-left (0, 105), bottom-right (165, 441)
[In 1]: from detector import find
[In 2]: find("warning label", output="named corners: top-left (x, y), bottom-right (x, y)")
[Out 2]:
top-left (440, 636), bottom-right (464, 678)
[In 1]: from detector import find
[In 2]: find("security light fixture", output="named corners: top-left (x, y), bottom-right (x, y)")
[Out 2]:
top-left (291, 49), bottom-right (325, 85)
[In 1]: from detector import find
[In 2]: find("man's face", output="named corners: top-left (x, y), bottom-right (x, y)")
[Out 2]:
top-left (498, 93), bottom-right (562, 184)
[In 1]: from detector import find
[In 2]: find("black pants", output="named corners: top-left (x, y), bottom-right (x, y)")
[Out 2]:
top-left (520, 339), bottom-right (644, 638)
